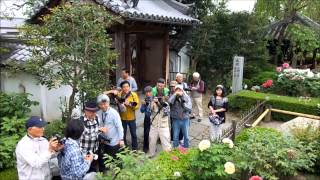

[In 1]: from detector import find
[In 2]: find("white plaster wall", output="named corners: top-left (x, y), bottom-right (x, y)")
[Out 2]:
top-left (178, 46), bottom-right (190, 74)
top-left (0, 70), bottom-right (72, 121)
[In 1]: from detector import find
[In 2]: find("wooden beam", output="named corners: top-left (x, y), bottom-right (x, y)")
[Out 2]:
top-left (114, 28), bottom-right (125, 81)
top-left (252, 109), bottom-right (270, 127)
top-left (271, 108), bottom-right (320, 120)
top-left (163, 31), bottom-right (170, 84)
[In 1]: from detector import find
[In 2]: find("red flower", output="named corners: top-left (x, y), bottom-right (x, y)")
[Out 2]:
top-left (171, 155), bottom-right (179, 161)
top-left (262, 80), bottom-right (273, 88)
top-left (178, 146), bottom-right (188, 155)
top-left (249, 175), bottom-right (263, 180)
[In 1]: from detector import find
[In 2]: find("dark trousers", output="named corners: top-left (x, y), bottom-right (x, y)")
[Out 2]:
top-left (143, 115), bottom-right (151, 153)
top-left (122, 120), bottom-right (138, 150)
top-left (170, 117), bottom-right (183, 141)
top-left (98, 143), bottom-right (121, 172)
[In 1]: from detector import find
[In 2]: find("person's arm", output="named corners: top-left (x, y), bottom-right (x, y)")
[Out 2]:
top-left (168, 94), bottom-right (177, 105)
top-left (197, 81), bottom-right (205, 93)
top-left (181, 94), bottom-right (192, 112)
top-left (113, 111), bottom-right (124, 143)
top-left (131, 77), bottom-right (138, 92)
top-left (68, 149), bottom-right (91, 178)
top-left (116, 78), bottom-right (122, 89)
top-left (215, 98), bottom-right (228, 112)
top-left (132, 92), bottom-right (140, 110)
top-left (16, 140), bottom-right (53, 169)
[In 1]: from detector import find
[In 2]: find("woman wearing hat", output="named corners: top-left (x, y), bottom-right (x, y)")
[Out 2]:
top-left (208, 85), bottom-right (228, 141)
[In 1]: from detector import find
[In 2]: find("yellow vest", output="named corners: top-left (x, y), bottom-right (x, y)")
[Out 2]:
top-left (118, 91), bottom-right (140, 120)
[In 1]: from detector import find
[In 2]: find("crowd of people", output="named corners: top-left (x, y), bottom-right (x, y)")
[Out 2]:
top-left (15, 68), bottom-right (228, 180)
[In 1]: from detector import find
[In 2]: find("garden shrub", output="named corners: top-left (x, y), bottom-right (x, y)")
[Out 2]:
top-left (155, 147), bottom-right (196, 179)
top-left (235, 127), bottom-right (282, 143)
top-left (44, 120), bottom-right (65, 139)
top-left (187, 143), bottom-right (235, 180)
top-left (97, 148), bottom-right (166, 180)
top-left (0, 92), bottom-right (38, 170)
top-left (290, 125), bottom-right (320, 174)
top-left (244, 71), bottom-right (277, 88)
top-left (0, 168), bottom-right (18, 180)
top-left (233, 128), bottom-right (316, 180)
top-left (0, 92), bottom-right (38, 122)
top-left (228, 90), bottom-right (320, 121)
top-left (0, 116), bottom-right (28, 169)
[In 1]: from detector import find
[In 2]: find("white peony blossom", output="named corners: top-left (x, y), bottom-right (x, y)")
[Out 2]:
top-left (198, 140), bottom-right (211, 151)
top-left (224, 162), bottom-right (235, 174)
top-left (173, 171), bottom-right (181, 177)
top-left (222, 138), bottom-right (234, 148)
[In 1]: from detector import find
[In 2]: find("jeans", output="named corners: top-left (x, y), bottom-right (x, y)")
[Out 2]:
top-left (172, 118), bottom-right (190, 148)
top-left (122, 120), bottom-right (138, 150)
top-left (143, 115), bottom-right (151, 153)
top-left (170, 118), bottom-right (183, 141)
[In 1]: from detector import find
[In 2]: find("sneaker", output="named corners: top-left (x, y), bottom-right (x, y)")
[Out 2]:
top-left (190, 115), bottom-right (195, 119)
top-left (197, 119), bottom-right (202, 122)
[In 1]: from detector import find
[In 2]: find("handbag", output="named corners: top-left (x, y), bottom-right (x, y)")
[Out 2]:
top-left (209, 114), bottom-right (224, 125)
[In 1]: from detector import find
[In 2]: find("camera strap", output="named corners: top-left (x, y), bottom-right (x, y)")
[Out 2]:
top-left (151, 104), bottom-right (163, 125)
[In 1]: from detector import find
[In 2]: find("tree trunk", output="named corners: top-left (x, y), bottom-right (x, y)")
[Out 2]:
top-left (311, 48), bottom-right (318, 69)
top-left (67, 88), bottom-right (77, 122)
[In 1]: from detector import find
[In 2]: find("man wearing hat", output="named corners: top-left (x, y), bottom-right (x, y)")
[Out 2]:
top-left (96, 94), bottom-right (124, 172)
top-left (16, 116), bottom-right (61, 180)
top-left (140, 86), bottom-right (153, 153)
top-left (168, 85), bottom-right (192, 148)
top-left (79, 101), bottom-right (106, 172)
top-left (151, 78), bottom-right (169, 98)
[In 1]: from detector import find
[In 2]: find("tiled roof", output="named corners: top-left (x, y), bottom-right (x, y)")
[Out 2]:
top-left (0, 43), bottom-right (31, 64)
top-left (94, 0), bottom-right (199, 25)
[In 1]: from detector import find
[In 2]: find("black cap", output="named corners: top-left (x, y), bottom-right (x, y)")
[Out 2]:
top-left (84, 101), bottom-right (98, 112)
top-left (26, 116), bottom-right (47, 129)
top-left (157, 78), bottom-right (165, 84)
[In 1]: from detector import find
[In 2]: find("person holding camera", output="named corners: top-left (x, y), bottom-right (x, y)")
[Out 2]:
top-left (16, 116), bottom-right (62, 180)
top-left (148, 97), bottom-right (172, 157)
top-left (117, 80), bottom-right (140, 150)
top-left (140, 86), bottom-right (153, 153)
top-left (175, 73), bottom-right (190, 91)
top-left (151, 78), bottom-right (169, 97)
top-left (208, 85), bottom-right (228, 141)
top-left (58, 119), bottom-right (97, 180)
top-left (96, 94), bottom-right (124, 172)
top-left (169, 85), bottom-right (192, 148)
top-left (79, 101), bottom-right (106, 172)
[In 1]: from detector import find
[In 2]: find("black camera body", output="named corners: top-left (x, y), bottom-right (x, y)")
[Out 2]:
top-left (98, 132), bottom-right (111, 144)
top-left (53, 134), bottom-right (65, 144)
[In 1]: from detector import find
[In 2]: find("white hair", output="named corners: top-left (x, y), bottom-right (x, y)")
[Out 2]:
top-left (193, 72), bottom-right (200, 78)
top-left (176, 73), bottom-right (183, 78)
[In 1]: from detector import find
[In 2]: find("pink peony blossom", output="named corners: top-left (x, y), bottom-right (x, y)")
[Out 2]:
top-left (276, 67), bottom-right (282, 72)
top-left (249, 175), bottom-right (263, 180)
top-left (282, 63), bottom-right (290, 68)
top-left (171, 156), bottom-right (179, 161)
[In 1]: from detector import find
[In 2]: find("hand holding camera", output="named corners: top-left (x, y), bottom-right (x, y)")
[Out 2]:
top-left (99, 127), bottom-right (108, 133)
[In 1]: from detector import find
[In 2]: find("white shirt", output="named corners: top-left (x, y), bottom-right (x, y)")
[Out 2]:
top-left (16, 135), bottom-right (53, 180)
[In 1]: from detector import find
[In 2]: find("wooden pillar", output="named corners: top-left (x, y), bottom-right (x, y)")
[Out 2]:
top-left (163, 31), bottom-right (170, 84)
top-left (114, 28), bottom-right (126, 81)
top-left (264, 105), bottom-right (272, 122)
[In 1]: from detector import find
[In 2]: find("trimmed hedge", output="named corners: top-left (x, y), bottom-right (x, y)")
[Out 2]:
top-left (228, 90), bottom-right (320, 121)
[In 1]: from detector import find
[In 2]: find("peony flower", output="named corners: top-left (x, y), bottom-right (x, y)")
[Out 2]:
top-left (276, 67), bottom-right (282, 72)
top-left (171, 155), bottom-right (179, 161)
top-left (198, 140), bottom-right (211, 151)
top-left (282, 63), bottom-right (290, 68)
top-left (224, 162), bottom-right (235, 174)
top-left (222, 138), bottom-right (234, 148)
top-left (173, 171), bottom-right (181, 177)
top-left (249, 175), bottom-right (263, 180)
top-left (287, 149), bottom-right (296, 160)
